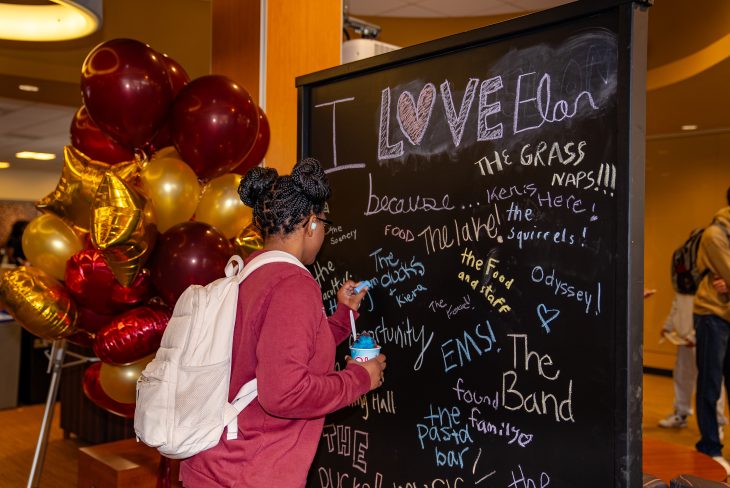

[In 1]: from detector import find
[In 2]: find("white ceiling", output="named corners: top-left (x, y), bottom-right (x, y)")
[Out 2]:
top-left (346, 0), bottom-right (569, 17)
top-left (0, 96), bottom-right (75, 175)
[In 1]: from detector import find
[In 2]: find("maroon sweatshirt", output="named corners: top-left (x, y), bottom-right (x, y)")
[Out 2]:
top-left (180, 251), bottom-right (371, 487)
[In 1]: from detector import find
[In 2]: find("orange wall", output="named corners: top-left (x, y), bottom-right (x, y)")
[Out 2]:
top-left (265, 0), bottom-right (341, 174)
top-left (643, 132), bottom-right (730, 369)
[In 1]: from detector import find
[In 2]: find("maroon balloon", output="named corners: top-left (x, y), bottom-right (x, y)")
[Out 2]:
top-left (145, 53), bottom-right (190, 154)
top-left (81, 38), bottom-right (173, 149)
top-left (65, 249), bottom-right (153, 315)
top-left (94, 304), bottom-right (171, 365)
top-left (160, 53), bottom-right (190, 96)
top-left (149, 221), bottom-right (234, 306)
top-left (70, 106), bottom-right (135, 164)
top-left (171, 75), bottom-right (259, 180)
top-left (231, 106), bottom-right (270, 175)
top-left (82, 362), bottom-right (135, 418)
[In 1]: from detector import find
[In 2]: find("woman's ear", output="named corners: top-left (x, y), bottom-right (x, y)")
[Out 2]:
top-left (304, 216), bottom-right (316, 236)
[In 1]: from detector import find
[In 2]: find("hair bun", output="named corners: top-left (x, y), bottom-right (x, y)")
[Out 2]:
top-left (238, 167), bottom-right (278, 207)
top-left (291, 158), bottom-right (331, 203)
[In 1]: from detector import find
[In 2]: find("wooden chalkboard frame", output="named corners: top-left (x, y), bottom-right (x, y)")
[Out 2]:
top-left (297, 1), bottom-right (649, 485)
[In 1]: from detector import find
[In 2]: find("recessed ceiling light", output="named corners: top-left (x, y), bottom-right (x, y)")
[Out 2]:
top-left (18, 84), bottom-right (39, 92)
top-left (681, 124), bottom-right (698, 131)
top-left (0, 162), bottom-right (10, 169)
top-left (0, 1), bottom-right (102, 42)
top-left (16, 151), bottom-right (56, 161)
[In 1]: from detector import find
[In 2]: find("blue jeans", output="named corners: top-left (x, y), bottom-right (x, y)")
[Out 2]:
top-left (695, 313), bottom-right (730, 456)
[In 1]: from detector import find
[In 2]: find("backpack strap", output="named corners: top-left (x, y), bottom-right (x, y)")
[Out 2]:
top-left (228, 250), bottom-right (309, 284)
top-left (221, 250), bottom-right (310, 439)
top-left (224, 378), bottom-right (258, 440)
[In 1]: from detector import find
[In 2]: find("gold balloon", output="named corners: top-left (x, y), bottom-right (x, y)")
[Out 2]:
top-left (0, 266), bottom-right (77, 339)
top-left (22, 213), bottom-right (83, 281)
top-left (151, 146), bottom-right (180, 160)
top-left (139, 155), bottom-right (201, 233)
top-left (196, 173), bottom-right (252, 239)
top-left (36, 146), bottom-right (139, 232)
top-left (233, 222), bottom-right (263, 258)
top-left (99, 354), bottom-right (154, 404)
top-left (91, 172), bottom-right (157, 287)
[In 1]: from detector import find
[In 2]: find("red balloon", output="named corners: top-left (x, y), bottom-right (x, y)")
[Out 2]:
top-left (82, 362), bottom-right (135, 418)
top-left (171, 75), bottom-right (259, 180)
top-left (149, 221), bottom-right (234, 306)
top-left (94, 305), bottom-right (171, 365)
top-left (65, 330), bottom-right (96, 348)
top-left (70, 106), bottom-right (135, 164)
top-left (65, 249), bottom-right (153, 315)
top-left (76, 306), bottom-right (116, 335)
top-left (81, 38), bottom-right (173, 149)
top-left (231, 106), bottom-right (270, 174)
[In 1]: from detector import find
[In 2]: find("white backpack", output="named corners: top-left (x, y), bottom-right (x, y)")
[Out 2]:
top-left (134, 250), bottom-right (308, 459)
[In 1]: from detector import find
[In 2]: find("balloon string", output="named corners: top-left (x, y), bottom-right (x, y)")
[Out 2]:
top-left (134, 147), bottom-right (150, 169)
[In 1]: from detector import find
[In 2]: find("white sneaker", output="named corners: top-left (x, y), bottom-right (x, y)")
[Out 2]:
top-left (658, 413), bottom-right (688, 428)
top-left (712, 456), bottom-right (730, 476)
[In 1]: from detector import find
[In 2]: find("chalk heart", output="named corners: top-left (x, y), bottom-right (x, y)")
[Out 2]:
top-left (396, 83), bottom-right (436, 145)
top-left (537, 304), bottom-right (560, 325)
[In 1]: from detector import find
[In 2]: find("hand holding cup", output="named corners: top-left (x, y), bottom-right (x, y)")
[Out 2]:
top-left (347, 353), bottom-right (387, 390)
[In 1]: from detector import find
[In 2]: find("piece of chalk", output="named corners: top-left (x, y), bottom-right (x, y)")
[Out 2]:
top-left (354, 281), bottom-right (371, 293)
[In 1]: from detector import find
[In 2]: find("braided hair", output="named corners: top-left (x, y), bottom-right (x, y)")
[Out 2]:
top-left (238, 158), bottom-right (331, 238)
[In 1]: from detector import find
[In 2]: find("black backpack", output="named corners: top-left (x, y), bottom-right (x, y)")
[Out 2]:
top-left (671, 228), bottom-right (706, 295)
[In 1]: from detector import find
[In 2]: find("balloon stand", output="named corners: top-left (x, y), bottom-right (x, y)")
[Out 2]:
top-left (27, 340), bottom-right (98, 488)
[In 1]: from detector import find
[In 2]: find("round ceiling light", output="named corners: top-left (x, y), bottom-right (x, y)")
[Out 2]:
top-left (0, 0), bottom-right (102, 42)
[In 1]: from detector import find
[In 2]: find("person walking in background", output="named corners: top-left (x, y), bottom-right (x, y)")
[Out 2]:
top-left (179, 158), bottom-right (386, 488)
top-left (1, 220), bottom-right (28, 267)
top-left (694, 187), bottom-right (730, 475)
top-left (658, 291), bottom-right (726, 433)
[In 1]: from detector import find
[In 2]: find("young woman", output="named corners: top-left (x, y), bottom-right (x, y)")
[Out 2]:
top-left (180, 158), bottom-right (386, 487)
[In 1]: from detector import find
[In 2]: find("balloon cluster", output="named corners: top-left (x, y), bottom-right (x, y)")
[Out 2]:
top-left (0, 39), bottom-right (268, 417)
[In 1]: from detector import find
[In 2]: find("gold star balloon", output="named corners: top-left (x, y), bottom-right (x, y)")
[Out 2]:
top-left (233, 222), bottom-right (263, 259)
top-left (91, 172), bottom-right (157, 287)
top-left (0, 266), bottom-right (77, 340)
top-left (36, 146), bottom-right (139, 232)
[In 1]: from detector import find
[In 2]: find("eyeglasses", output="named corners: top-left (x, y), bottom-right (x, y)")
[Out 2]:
top-left (302, 216), bottom-right (334, 232)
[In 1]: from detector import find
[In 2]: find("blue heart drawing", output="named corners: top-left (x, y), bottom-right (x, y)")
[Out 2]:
top-left (537, 304), bottom-right (560, 333)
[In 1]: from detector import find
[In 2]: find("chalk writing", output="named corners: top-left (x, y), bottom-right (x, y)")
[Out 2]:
top-left (365, 173), bottom-right (455, 217)
top-left (397, 83), bottom-right (437, 145)
top-left (321, 424), bottom-right (370, 473)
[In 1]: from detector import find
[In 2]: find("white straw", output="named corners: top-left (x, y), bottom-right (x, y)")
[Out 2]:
top-left (349, 309), bottom-right (357, 342)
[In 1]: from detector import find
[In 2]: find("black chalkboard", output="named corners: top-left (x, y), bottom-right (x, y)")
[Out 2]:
top-left (297, 1), bottom-right (648, 486)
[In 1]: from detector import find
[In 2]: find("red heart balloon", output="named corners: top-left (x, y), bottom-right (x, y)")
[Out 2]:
top-left (65, 249), bottom-right (153, 315)
top-left (93, 304), bottom-right (171, 365)
top-left (149, 221), bottom-right (234, 306)
top-left (231, 106), bottom-right (270, 175)
top-left (82, 362), bottom-right (135, 418)
top-left (81, 38), bottom-right (173, 149)
top-left (171, 75), bottom-right (259, 180)
top-left (70, 106), bottom-right (136, 164)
